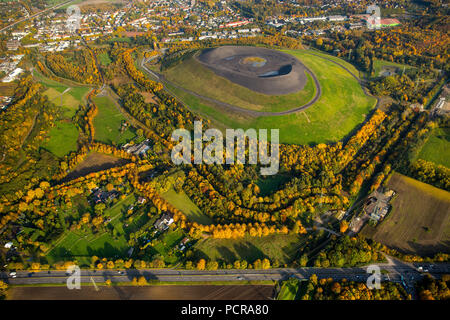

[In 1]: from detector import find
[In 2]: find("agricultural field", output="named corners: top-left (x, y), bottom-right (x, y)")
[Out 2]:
top-left (416, 127), bottom-right (450, 168)
top-left (93, 95), bottom-right (136, 145)
top-left (161, 48), bottom-right (376, 145)
top-left (161, 188), bottom-right (213, 225)
top-left (192, 234), bottom-right (309, 265)
top-left (7, 285), bottom-right (275, 300)
top-left (362, 173), bottom-right (450, 256)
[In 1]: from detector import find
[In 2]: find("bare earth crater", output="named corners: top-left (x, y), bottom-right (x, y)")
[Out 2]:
top-left (197, 46), bottom-right (308, 95)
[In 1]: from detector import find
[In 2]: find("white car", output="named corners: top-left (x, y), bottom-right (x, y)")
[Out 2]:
top-left (9, 271), bottom-right (17, 278)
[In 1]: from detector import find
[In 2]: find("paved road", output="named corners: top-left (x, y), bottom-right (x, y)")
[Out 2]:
top-left (2, 258), bottom-right (448, 289)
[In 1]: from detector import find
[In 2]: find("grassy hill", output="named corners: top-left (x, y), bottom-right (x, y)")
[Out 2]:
top-left (161, 48), bottom-right (376, 145)
top-left (164, 56), bottom-right (316, 113)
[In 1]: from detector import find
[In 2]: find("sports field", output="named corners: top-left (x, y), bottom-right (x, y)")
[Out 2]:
top-left (362, 173), bottom-right (450, 256)
top-left (160, 48), bottom-right (376, 145)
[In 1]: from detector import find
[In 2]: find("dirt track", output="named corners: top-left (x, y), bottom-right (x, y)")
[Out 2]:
top-left (8, 285), bottom-right (275, 300)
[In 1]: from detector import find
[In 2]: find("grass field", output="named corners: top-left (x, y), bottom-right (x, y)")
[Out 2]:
top-left (371, 59), bottom-right (415, 78)
top-left (416, 127), bottom-right (450, 168)
top-left (161, 188), bottom-right (212, 225)
top-left (151, 228), bottom-right (185, 264)
top-left (362, 172), bottom-right (450, 256)
top-left (45, 194), bottom-right (138, 266)
top-left (277, 278), bottom-right (301, 300)
top-left (34, 69), bottom-right (68, 93)
top-left (162, 48), bottom-right (376, 145)
top-left (42, 121), bottom-right (79, 157)
top-left (98, 52), bottom-right (112, 66)
top-left (43, 87), bottom-right (83, 118)
top-left (93, 95), bottom-right (136, 145)
top-left (193, 234), bottom-right (309, 265)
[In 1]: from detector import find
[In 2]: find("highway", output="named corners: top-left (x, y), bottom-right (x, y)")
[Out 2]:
top-left (1, 258), bottom-right (448, 289)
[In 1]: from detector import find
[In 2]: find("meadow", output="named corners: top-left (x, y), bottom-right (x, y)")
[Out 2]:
top-left (42, 121), bottom-right (79, 157)
top-left (416, 126), bottom-right (450, 168)
top-left (193, 233), bottom-right (310, 265)
top-left (161, 188), bottom-right (213, 225)
top-left (36, 70), bottom-right (91, 158)
top-left (93, 95), bottom-right (136, 145)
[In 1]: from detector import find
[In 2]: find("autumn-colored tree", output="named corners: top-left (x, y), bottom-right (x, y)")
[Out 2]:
top-left (196, 259), bottom-right (206, 270)
top-left (340, 220), bottom-right (349, 233)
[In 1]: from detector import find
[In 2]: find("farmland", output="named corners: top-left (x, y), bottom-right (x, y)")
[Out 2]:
top-left (362, 173), bottom-right (450, 256)
top-left (7, 285), bottom-right (275, 300)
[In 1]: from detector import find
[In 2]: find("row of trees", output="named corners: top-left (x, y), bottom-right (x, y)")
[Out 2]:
top-left (299, 275), bottom-right (410, 300)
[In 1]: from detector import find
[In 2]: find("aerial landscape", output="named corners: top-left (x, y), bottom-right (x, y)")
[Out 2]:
top-left (0, 0), bottom-right (449, 308)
